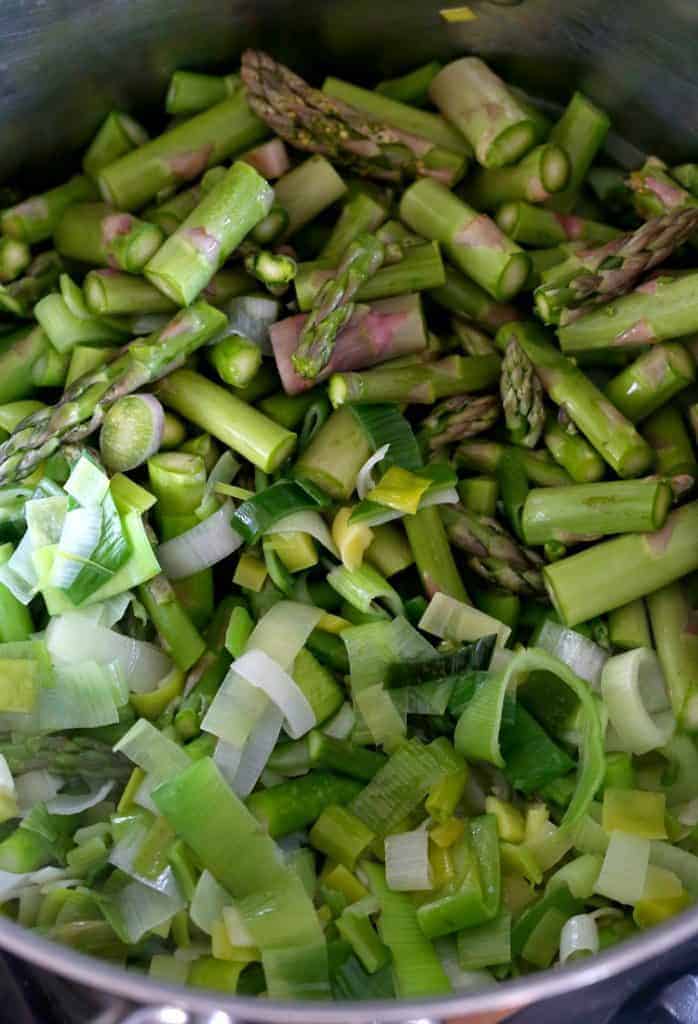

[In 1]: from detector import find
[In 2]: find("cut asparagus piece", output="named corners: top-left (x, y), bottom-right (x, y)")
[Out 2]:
top-left (629, 156), bottom-right (698, 242)
top-left (0, 238), bottom-right (31, 284)
top-left (400, 178), bottom-right (530, 301)
top-left (375, 62), bottom-right (444, 107)
top-left (418, 394), bottom-right (500, 449)
top-left (455, 439), bottom-right (573, 486)
top-left (83, 111), bottom-right (149, 179)
top-left (429, 57), bottom-right (544, 168)
top-left (273, 156), bottom-right (347, 238)
top-left (83, 270), bottom-right (178, 317)
top-left (329, 354), bottom-right (501, 406)
top-left (165, 70), bottom-right (240, 115)
top-left (54, 203), bottom-right (164, 273)
top-left (647, 582), bottom-right (698, 718)
top-left (542, 413), bottom-right (606, 484)
top-left (320, 191), bottom-right (388, 266)
top-left (497, 321), bottom-right (654, 478)
top-left (545, 92), bottom-right (610, 213)
top-left (294, 406), bottom-right (371, 501)
top-left (642, 406), bottom-right (697, 476)
top-left (0, 302), bottom-right (227, 485)
top-left (500, 337), bottom-right (545, 448)
top-left (404, 506), bottom-right (469, 602)
top-left (604, 343), bottom-right (695, 424)
top-left (463, 144), bottom-right (571, 210)
top-left (497, 202), bottom-right (620, 247)
top-left (0, 326), bottom-right (70, 404)
top-left (1, 175), bottom-right (97, 244)
top-left (441, 504), bottom-right (544, 595)
top-left (543, 501), bottom-right (698, 625)
top-left (429, 265), bottom-right (521, 334)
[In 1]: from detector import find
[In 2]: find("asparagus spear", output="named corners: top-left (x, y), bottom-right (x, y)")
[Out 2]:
top-left (496, 201), bottom-right (620, 247)
top-left (0, 326), bottom-right (70, 404)
top-left (291, 234), bottom-right (386, 378)
top-left (54, 203), bottom-right (164, 273)
top-left (375, 62), bottom-right (444, 106)
top-left (642, 406), bottom-right (697, 476)
top-left (498, 321), bottom-right (654, 478)
top-left (294, 406), bottom-right (372, 501)
top-left (271, 294), bottom-right (428, 395)
top-left (429, 265), bottom-right (521, 334)
top-left (241, 50), bottom-right (465, 185)
top-left (542, 413), bottom-right (606, 483)
top-left (544, 92), bottom-right (610, 213)
top-left (535, 208), bottom-right (698, 326)
top-left (463, 144), bottom-right (571, 210)
top-left (400, 178), bottom-right (530, 301)
top-left (319, 190), bottom-right (388, 266)
top-left (441, 504), bottom-right (545, 595)
top-left (673, 163), bottom-right (698, 198)
top-left (165, 70), bottom-right (240, 115)
top-left (557, 270), bottom-right (698, 354)
top-left (646, 582), bottom-right (698, 718)
top-left (500, 337), bottom-right (545, 447)
top-left (0, 734), bottom-right (131, 780)
top-left (83, 269), bottom-right (178, 317)
top-left (604, 343), bottom-right (695, 423)
top-left (455, 439), bottom-right (573, 486)
top-left (0, 238), bottom-right (31, 284)
top-left (628, 156), bottom-right (698, 239)
top-left (404, 506), bottom-right (469, 602)
top-left (543, 501), bottom-right (698, 625)
top-left (83, 111), bottom-right (149, 179)
top-left (0, 301), bottom-right (227, 485)
top-left (329, 353), bottom-right (501, 406)
top-left (0, 251), bottom-right (64, 318)
top-left (273, 156), bottom-right (347, 238)
top-left (418, 394), bottom-right (500, 449)
top-left (1, 175), bottom-right (97, 244)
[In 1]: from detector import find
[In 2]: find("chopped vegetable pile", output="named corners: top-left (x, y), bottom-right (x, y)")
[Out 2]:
top-left (0, 47), bottom-right (695, 1002)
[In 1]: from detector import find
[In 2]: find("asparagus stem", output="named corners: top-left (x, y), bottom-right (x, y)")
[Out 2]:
top-left (558, 270), bottom-right (698, 354)
top-left (0, 251), bottom-right (64, 318)
top-left (99, 393), bottom-right (164, 472)
top-left (55, 203), bottom-right (164, 273)
top-left (295, 242), bottom-right (445, 311)
top-left (0, 733), bottom-right (131, 779)
top-left (375, 62), bottom-right (444, 107)
top-left (320, 191), bottom-right (388, 266)
top-left (241, 138), bottom-right (291, 180)
top-left (271, 294), bottom-right (428, 396)
top-left (400, 178), bottom-right (530, 301)
top-left (0, 238), bottom-right (31, 284)
top-left (142, 173), bottom-right (220, 237)
top-left (498, 321), bottom-right (654, 478)
top-left (247, 772), bottom-right (363, 837)
top-left (647, 582), bottom-right (698, 718)
top-left (366, 522), bottom-right (414, 577)
top-left (244, 250), bottom-right (297, 290)
top-left (629, 156), bottom-right (698, 241)
top-left (273, 156), bottom-right (347, 237)
top-left (1, 175), bottom-right (97, 244)
top-left (292, 234), bottom-right (386, 378)
top-left (249, 205), bottom-right (290, 247)
top-left (458, 477), bottom-right (498, 517)
top-left (441, 504), bottom-right (543, 595)
top-left (455, 439), bottom-right (573, 486)
top-left (322, 75), bottom-right (470, 156)
top-left (604, 343), bottom-right (695, 423)
top-left (0, 326), bottom-right (70, 404)
top-left (642, 406), bottom-right (697, 476)
top-left (98, 92), bottom-right (267, 210)
top-left (145, 162), bottom-right (273, 306)
top-left (154, 369), bottom-right (295, 473)
top-left (496, 201), bottom-right (620, 246)
top-left (587, 166), bottom-right (636, 219)
top-left (543, 501), bottom-right (698, 625)
top-left (259, 391), bottom-right (320, 430)
top-left (148, 451), bottom-right (207, 517)
top-left (294, 406), bottom-right (371, 501)
top-left (138, 574), bottom-right (206, 671)
top-left (202, 267), bottom-right (258, 308)
top-left (429, 264), bottom-right (521, 334)
top-left (329, 353), bottom-right (501, 406)
top-left (500, 337), bottom-right (545, 447)
top-left (545, 92), bottom-right (610, 213)
top-left (166, 70), bottom-right (240, 115)
top-left (542, 413), bottom-right (606, 483)
top-left (83, 270), bottom-right (177, 317)
top-left (608, 599), bottom-right (652, 651)
top-left (418, 394), bottom-right (500, 449)
top-left (83, 111), bottom-right (148, 179)
top-left (521, 479), bottom-right (673, 545)
top-left (209, 335), bottom-right (263, 388)
top-left (464, 144), bottom-right (570, 210)
top-left (429, 57), bottom-right (543, 168)
top-left (535, 209), bottom-right (698, 327)
top-left (404, 505), bottom-right (469, 602)
top-left (673, 163), bottom-right (698, 198)
top-left (451, 319), bottom-right (497, 356)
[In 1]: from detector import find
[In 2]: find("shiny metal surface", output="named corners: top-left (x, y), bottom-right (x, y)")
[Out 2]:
top-left (1, 0), bottom-right (698, 1019)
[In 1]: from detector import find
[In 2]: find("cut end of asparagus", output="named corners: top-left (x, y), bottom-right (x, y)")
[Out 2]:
top-left (497, 252), bottom-right (531, 302)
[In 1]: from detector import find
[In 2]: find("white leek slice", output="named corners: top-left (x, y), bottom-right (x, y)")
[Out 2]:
top-left (231, 703), bottom-right (284, 798)
top-left (157, 500), bottom-right (242, 579)
top-left (115, 879), bottom-right (186, 943)
top-left (40, 662), bottom-right (121, 731)
top-left (419, 591), bottom-right (511, 648)
top-left (45, 780), bottom-right (114, 815)
top-left (25, 495), bottom-right (68, 548)
top-left (114, 719), bottom-right (189, 782)
top-left (222, 904), bottom-right (256, 949)
top-left (357, 444), bottom-right (390, 500)
top-left (323, 703), bottom-right (356, 740)
top-left (190, 869), bottom-right (231, 936)
top-left (50, 505), bottom-right (103, 589)
top-left (234, 649), bottom-right (315, 739)
top-left (246, 600), bottom-right (323, 671)
top-left (594, 831), bottom-right (650, 905)
top-left (15, 770), bottom-right (63, 814)
top-left (601, 647), bottom-right (675, 755)
top-left (559, 914), bottom-right (599, 964)
top-left (0, 532), bottom-right (39, 604)
top-left (385, 827), bottom-right (433, 891)
top-left (537, 621), bottom-right (608, 690)
top-left (64, 455), bottom-right (109, 506)
top-left (271, 510), bottom-right (339, 558)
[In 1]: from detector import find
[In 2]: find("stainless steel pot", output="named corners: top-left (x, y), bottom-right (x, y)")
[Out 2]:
top-left (1, 1), bottom-right (698, 1020)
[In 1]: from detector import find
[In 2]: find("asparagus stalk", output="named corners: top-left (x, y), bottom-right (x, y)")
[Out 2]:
top-left (604, 343), bottom-right (695, 423)
top-left (166, 70), bottom-right (240, 115)
top-left (154, 369), bottom-right (296, 473)
top-left (557, 270), bottom-right (698, 354)
top-left (142, 172), bottom-right (220, 237)
top-left (0, 301), bottom-right (226, 485)
top-left (0, 251), bottom-right (64, 318)
top-left (673, 163), bottom-right (698, 197)
top-left (54, 203), bottom-right (164, 273)
top-left (543, 501), bottom-right (698, 625)
top-left (291, 234), bottom-right (386, 378)
top-left (463, 144), bottom-right (571, 210)
top-left (0, 326), bottom-right (70, 404)
top-left (418, 394), bottom-right (500, 449)
top-left (455, 439), bottom-right (573, 486)
top-left (535, 208), bottom-right (698, 327)
top-left (329, 353), bottom-right (501, 406)
top-left (273, 156), bottom-right (347, 237)
top-left (319, 191), bottom-right (388, 265)
top-left (403, 506), bottom-right (469, 602)
top-left (608, 599), bottom-right (652, 651)
top-left (629, 156), bottom-right (698, 237)
top-left (83, 111), bottom-right (149, 179)
top-left (244, 250), bottom-right (298, 292)
top-left (294, 406), bottom-right (371, 501)
top-left (376, 62), bottom-right (444, 107)
top-left (451, 319), bottom-right (497, 356)
top-left (1, 175), bottom-right (97, 244)
top-left (587, 166), bottom-right (636, 219)
top-left (542, 413), bottom-right (606, 483)
top-left (294, 242), bottom-right (445, 311)
top-left (642, 406), bottom-right (697, 476)
top-left (242, 51), bottom-right (466, 186)
top-left (99, 393), bottom-right (164, 472)
top-left (0, 238), bottom-right (31, 284)
top-left (429, 57), bottom-right (544, 168)
top-left (400, 178), bottom-right (530, 301)
top-left (498, 321), bottom-right (654, 477)
top-left (496, 201), bottom-right (620, 247)
top-left (240, 138), bottom-right (291, 180)
top-left (646, 582), bottom-right (698, 718)
top-left (208, 335), bottom-right (263, 388)
top-left (0, 545), bottom-right (33, 641)
top-left (545, 92), bottom-right (610, 213)
top-left (138, 574), bottom-right (206, 671)
top-left (441, 504), bottom-right (544, 595)
top-left (98, 92), bottom-right (267, 210)
top-left (148, 451), bottom-right (207, 518)
top-left (521, 479), bottom-right (673, 545)
top-left (145, 161), bottom-right (274, 306)
top-left (202, 267), bottom-right (258, 308)
top-left (0, 734), bottom-right (131, 779)
top-left (84, 270), bottom-right (178, 317)
top-left (500, 337), bottom-right (545, 447)
top-left (458, 477), bottom-right (498, 517)
top-left (271, 294), bottom-right (428, 395)
top-left (429, 264), bottom-right (521, 334)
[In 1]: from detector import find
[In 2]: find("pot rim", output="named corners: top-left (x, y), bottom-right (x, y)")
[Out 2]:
top-left (1, 900), bottom-right (697, 1020)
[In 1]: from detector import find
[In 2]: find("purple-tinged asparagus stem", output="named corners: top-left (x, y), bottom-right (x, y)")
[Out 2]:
top-left (1, 175), bottom-right (97, 244)
top-left (497, 201), bottom-right (621, 247)
top-left (54, 203), bottom-right (164, 273)
top-left (429, 265), bottom-right (521, 335)
top-left (441, 503), bottom-right (545, 595)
